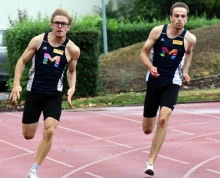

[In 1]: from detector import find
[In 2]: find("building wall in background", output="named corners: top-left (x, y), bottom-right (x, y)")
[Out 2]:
top-left (1, 0), bottom-right (103, 26)
top-left (1, 0), bottom-right (133, 26)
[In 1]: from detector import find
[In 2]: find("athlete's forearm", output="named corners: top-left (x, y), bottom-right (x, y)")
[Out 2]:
top-left (140, 52), bottom-right (154, 71)
top-left (67, 69), bottom-right (76, 89)
top-left (183, 52), bottom-right (192, 74)
top-left (13, 59), bottom-right (25, 86)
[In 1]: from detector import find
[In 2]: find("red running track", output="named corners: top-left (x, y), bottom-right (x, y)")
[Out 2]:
top-left (0, 102), bottom-right (220, 178)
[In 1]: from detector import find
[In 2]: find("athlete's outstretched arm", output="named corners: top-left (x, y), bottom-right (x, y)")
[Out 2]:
top-left (66, 43), bottom-right (80, 108)
top-left (140, 26), bottom-right (162, 78)
top-left (9, 35), bottom-right (42, 102)
top-left (183, 32), bottom-right (196, 84)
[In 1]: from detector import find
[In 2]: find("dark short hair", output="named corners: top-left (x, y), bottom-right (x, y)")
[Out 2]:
top-left (170, 2), bottom-right (189, 15)
top-left (51, 8), bottom-right (73, 25)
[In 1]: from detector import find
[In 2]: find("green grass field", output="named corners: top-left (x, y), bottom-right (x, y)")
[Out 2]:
top-left (62, 88), bottom-right (220, 109)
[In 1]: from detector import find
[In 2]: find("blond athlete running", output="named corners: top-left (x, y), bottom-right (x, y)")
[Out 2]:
top-left (10, 8), bottom-right (80, 178)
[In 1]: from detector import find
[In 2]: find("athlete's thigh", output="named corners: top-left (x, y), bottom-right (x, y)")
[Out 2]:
top-left (22, 122), bottom-right (38, 138)
top-left (158, 106), bottom-right (172, 119)
top-left (22, 91), bottom-right (45, 124)
top-left (43, 92), bottom-right (62, 121)
top-left (143, 82), bottom-right (163, 118)
top-left (142, 116), bottom-right (156, 133)
top-left (160, 84), bottom-right (180, 110)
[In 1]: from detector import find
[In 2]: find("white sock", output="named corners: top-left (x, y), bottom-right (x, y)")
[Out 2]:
top-left (30, 163), bottom-right (39, 171)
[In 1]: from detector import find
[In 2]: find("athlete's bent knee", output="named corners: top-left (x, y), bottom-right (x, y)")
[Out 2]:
top-left (44, 128), bottom-right (55, 140)
top-left (158, 117), bottom-right (167, 128)
top-left (23, 132), bottom-right (35, 140)
top-left (142, 117), bottom-right (155, 134)
top-left (143, 127), bottom-right (153, 135)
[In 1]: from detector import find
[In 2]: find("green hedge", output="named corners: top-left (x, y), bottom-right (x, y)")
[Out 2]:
top-left (97, 16), bottom-right (220, 52)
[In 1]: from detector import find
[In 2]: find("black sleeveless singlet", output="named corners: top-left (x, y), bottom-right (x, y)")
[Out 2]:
top-left (27, 32), bottom-right (69, 92)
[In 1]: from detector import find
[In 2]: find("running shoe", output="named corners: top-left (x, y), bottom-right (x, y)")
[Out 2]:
top-left (144, 162), bottom-right (154, 176)
top-left (27, 169), bottom-right (39, 178)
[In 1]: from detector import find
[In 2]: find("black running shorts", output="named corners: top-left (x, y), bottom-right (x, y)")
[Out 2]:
top-left (22, 91), bottom-right (62, 124)
top-left (143, 82), bottom-right (180, 118)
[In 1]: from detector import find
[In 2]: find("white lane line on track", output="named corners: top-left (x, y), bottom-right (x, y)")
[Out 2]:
top-left (0, 139), bottom-right (33, 153)
top-left (0, 152), bottom-right (33, 162)
top-left (180, 132), bottom-right (220, 141)
top-left (183, 154), bottom-right (220, 178)
top-left (84, 172), bottom-right (104, 178)
top-left (175, 109), bottom-right (220, 119)
top-left (5, 113), bottom-right (22, 117)
top-left (169, 120), bottom-right (219, 129)
top-left (81, 131), bottom-right (141, 143)
top-left (105, 140), bottom-right (133, 148)
top-left (0, 139), bottom-right (74, 167)
top-left (61, 146), bottom-right (151, 178)
top-left (168, 108), bottom-right (220, 130)
top-left (6, 110), bottom-right (219, 143)
top-left (92, 112), bottom-right (142, 123)
top-left (5, 112), bottom-right (101, 139)
top-left (57, 125), bottom-right (101, 139)
top-left (144, 151), bottom-right (189, 164)
top-left (63, 106), bottom-right (143, 112)
top-left (170, 129), bottom-right (195, 135)
top-left (206, 169), bottom-right (220, 175)
top-left (206, 138), bottom-right (220, 143)
top-left (46, 157), bottom-right (74, 168)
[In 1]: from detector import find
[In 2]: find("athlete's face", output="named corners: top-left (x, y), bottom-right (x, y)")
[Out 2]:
top-left (170, 7), bottom-right (188, 30)
top-left (51, 15), bottom-right (70, 38)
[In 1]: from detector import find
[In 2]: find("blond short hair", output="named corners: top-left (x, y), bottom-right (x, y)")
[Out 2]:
top-left (51, 8), bottom-right (73, 24)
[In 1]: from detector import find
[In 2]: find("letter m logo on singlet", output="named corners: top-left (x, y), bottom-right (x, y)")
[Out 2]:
top-left (160, 47), bottom-right (178, 60)
top-left (43, 53), bottom-right (60, 67)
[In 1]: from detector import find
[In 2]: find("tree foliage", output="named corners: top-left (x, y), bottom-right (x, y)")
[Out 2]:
top-left (101, 0), bottom-right (220, 22)
top-left (129, 0), bottom-right (207, 21)
top-left (8, 8), bottom-right (28, 26)
top-left (205, 0), bottom-right (220, 18)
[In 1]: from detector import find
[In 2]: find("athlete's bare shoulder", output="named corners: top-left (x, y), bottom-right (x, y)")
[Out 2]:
top-left (152, 25), bottom-right (164, 32)
top-left (66, 40), bottom-right (80, 61)
top-left (31, 33), bottom-right (44, 42)
top-left (151, 25), bottom-right (164, 34)
top-left (149, 25), bottom-right (165, 41)
top-left (66, 40), bottom-right (80, 54)
top-left (185, 31), bottom-right (196, 46)
top-left (28, 33), bottom-right (45, 50)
